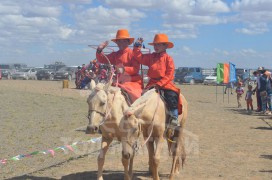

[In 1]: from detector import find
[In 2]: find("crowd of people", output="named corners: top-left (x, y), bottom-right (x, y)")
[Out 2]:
top-left (233, 67), bottom-right (272, 114)
top-left (75, 60), bottom-right (109, 89)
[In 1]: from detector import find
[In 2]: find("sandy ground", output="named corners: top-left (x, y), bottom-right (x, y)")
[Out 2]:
top-left (0, 80), bottom-right (271, 180)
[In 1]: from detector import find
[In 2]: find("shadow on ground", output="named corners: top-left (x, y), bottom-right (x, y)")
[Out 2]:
top-left (6, 170), bottom-right (171, 180)
top-left (260, 155), bottom-right (272, 160)
top-left (225, 107), bottom-right (266, 116)
top-left (225, 107), bottom-right (272, 130)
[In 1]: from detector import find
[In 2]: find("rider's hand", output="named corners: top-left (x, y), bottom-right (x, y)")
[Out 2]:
top-left (134, 37), bottom-right (144, 48)
top-left (97, 41), bottom-right (109, 54)
top-left (117, 67), bottom-right (124, 74)
top-left (115, 64), bottom-right (124, 74)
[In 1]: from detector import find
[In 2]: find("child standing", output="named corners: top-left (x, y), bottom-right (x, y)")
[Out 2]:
top-left (245, 85), bottom-right (254, 111)
top-left (236, 82), bottom-right (244, 108)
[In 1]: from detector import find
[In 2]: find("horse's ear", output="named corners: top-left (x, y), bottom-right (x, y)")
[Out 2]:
top-left (89, 79), bottom-right (96, 90)
top-left (124, 111), bottom-right (134, 118)
top-left (87, 89), bottom-right (95, 103)
top-left (95, 83), bottom-right (104, 90)
top-left (87, 91), bottom-right (93, 103)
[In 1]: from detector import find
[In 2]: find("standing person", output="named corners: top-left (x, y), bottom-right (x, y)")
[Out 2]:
top-left (96, 29), bottom-right (143, 103)
top-left (253, 67), bottom-right (264, 112)
top-left (235, 82), bottom-right (244, 108)
top-left (245, 84), bottom-right (254, 111)
top-left (133, 34), bottom-right (182, 127)
top-left (81, 70), bottom-right (92, 89)
top-left (224, 82), bottom-right (234, 94)
top-left (259, 71), bottom-right (272, 114)
top-left (75, 66), bottom-right (82, 89)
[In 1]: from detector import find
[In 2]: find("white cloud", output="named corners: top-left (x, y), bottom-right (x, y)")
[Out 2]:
top-left (102, 0), bottom-right (157, 8)
top-left (231, 0), bottom-right (272, 35)
top-left (0, 0), bottom-right (271, 68)
top-left (231, 0), bottom-right (272, 12)
top-left (182, 46), bottom-right (193, 54)
top-left (235, 23), bottom-right (269, 35)
top-left (240, 48), bottom-right (257, 55)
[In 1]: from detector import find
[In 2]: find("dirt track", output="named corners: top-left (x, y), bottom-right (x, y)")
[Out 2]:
top-left (0, 80), bottom-right (271, 180)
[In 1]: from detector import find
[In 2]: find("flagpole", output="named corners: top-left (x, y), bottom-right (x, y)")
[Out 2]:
top-left (223, 85), bottom-right (224, 103)
top-left (228, 86), bottom-right (229, 104)
top-left (216, 85), bottom-right (218, 102)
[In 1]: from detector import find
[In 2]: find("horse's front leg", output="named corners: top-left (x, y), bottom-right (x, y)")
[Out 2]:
top-left (128, 152), bottom-right (135, 178)
top-left (97, 136), bottom-right (113, 180)
top-left (144, 131), bottom-right (155, 175)
top-left (153, 136), bottom-right (164, 180)
top-left (122, 155), bottom-right (130, 180)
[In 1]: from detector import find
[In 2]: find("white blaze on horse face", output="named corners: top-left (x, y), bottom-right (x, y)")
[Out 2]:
top-left (124, 115), bottom-right (140, 143)
top-left (88, 89), bottom-right (107, 128)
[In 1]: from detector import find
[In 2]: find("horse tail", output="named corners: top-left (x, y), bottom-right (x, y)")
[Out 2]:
top-left (167, 93), bottom-right (188, 174)
top-left (179, 94), bottom-right (188, 168)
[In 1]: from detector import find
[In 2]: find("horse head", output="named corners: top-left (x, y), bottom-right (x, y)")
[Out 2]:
top-left (86, 83), bottom-right (108, 134)
top-left (120, 113), bottom-right (141, 160)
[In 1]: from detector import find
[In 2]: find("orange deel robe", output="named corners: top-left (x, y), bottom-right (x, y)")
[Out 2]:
top-left (96, 47), bottom-right (143, 103)
top-left (133, 48), bottom-right (182, 114)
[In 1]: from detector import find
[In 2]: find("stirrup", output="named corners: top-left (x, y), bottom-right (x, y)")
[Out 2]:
top-left (166, 117), bottom-right (178, 137)
top-left (170, 118), bottom-right (179, 127)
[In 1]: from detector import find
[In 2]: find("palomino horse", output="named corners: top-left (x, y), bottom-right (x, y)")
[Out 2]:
top-left (120, 89), bottom-right (188, 180)
top-left (86, 82), bottom-right (134, 180)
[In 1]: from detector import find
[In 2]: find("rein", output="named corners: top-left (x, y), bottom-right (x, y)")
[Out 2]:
top-left (88, 109), bottom-right (105, 117)
top-left (100, 92), bottom-right (117, 125)
top-left (127, 89), bottom-right (161, 153)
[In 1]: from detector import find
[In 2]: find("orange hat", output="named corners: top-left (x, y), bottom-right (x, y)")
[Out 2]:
top-left (148, 34), bottom-right (174, 48)
top-left (111, 29), bottom-right (134, 45)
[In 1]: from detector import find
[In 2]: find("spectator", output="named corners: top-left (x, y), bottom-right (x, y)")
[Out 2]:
top-left (254, 67), bottom-right (264, 112)
top-left (259, 70), bottom-right (272, 114)
top-left (235, 82), bottom-right (244, 108)
top-left (224, 82), bottom-right (234, 94)
top-left (75, 66), bottom-right (82, 89)
top-left (245, 84), bottom-right (254, 111)
top-left (81, 70), bottom-right (92, 89)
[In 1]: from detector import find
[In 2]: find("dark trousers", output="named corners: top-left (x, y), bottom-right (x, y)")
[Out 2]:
top-left (162, 89), bottom-right (178, 110)
top-left (256, 90), bottom-right (261, 110)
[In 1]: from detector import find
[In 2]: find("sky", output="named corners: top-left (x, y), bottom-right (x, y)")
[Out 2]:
top-left (0, 0), bottom-right (271, 69)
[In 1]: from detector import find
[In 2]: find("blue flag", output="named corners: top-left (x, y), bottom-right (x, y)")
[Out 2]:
top-left (229, 62), bottom-right (237, 82)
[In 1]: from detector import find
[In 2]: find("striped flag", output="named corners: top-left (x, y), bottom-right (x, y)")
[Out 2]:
top-left (217, 63), bottom-right (236, 84)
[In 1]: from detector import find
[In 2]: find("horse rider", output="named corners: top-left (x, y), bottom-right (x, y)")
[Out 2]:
top-left (133, 34), bottom-right (182, 128)
top-left (96, 29), bottom-right (143, 103)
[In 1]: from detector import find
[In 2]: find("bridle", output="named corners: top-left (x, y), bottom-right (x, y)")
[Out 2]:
top-left (124, 89), bottom-right (160, 153)
top-left (123, 121), bottom-right (142, 153)
top-left (88, 89), bottom-right (117, 128)
top-left (88, 109), bottom-right (106, 119)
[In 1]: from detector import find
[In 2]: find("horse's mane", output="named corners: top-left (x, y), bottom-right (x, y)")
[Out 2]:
top-left (125, 89), bottom-right (161, 118)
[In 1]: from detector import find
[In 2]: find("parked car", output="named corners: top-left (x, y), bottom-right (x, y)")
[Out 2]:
top-left (183, 67), bottom-right (204, 84)
top-left (44, 62), bottom-right (66, 72)
top-left (36, 69), bottom-right (55, 80)
top-left (12, 68), bottom-right (37, 80)
top-left (174, 67), bottom-right (189, 83)
top-left (53, 66), bottom-right (77, 81)
top-left (203, 74), bottom-right (219, 85)
top-left (0, 64), bottom-right (18, 79)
